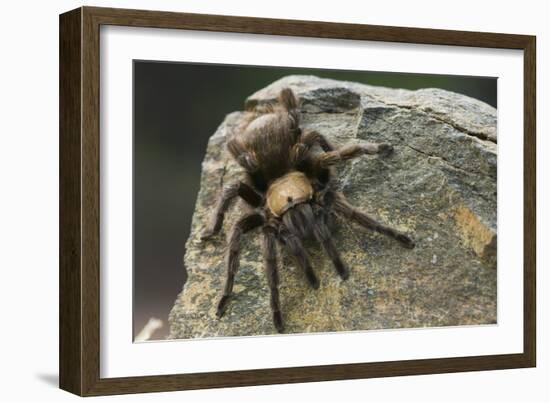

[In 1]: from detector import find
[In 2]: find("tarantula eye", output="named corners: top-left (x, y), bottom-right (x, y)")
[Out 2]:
top-left (287, 196), bottom-right (293, 202)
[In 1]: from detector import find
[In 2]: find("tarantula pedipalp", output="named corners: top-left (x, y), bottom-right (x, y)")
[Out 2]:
top-left (200, 88), bottom-right (415, 333)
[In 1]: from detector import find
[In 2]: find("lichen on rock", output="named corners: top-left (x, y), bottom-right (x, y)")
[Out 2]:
top-left (168, 75), bottom-right (497, 339)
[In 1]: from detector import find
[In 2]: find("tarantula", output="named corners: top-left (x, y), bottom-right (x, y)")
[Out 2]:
top-left (200, 88), bottom-right (415, 333)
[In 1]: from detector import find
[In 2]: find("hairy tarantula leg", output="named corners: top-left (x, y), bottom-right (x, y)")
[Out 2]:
top-left (332, 192), bottom-right (415, 249)
top-left (263, 227), bottom-right (284, 333)
top-left (291, 129), bottom-right (334, 165)
top-left (216, 213), bottom-right (265, 318)
top-left (301, 129), bottom-right (335, 151)
top-left (312, 215), bottom-right (350, 280)
top-left (279, 230), bottom-right (320, 289)
top-left (227, 138), bottom-right (259, 173)
top-left (278, 87), bottom-right (299, 111)
top-left (278, 87), bottom-right (300, 129)
top-left (316, 142), bottom-right (393, 169)
top-left (200, 181), bottom-right (263, 240)
top-left (363, 142), bottom-right (394, 156)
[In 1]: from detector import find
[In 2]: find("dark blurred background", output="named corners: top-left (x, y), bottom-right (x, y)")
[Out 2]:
top-left (133, 61), bottom-right (497, 340)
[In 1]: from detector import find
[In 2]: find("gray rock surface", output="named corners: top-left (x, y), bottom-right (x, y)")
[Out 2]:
top-left (169, 75), bottom-right (497, 339)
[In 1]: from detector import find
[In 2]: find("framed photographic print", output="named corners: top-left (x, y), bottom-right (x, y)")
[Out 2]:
top-left (59, 6), bottom-right (536, 396)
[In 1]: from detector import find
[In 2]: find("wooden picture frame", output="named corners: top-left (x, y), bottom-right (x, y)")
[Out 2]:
top-left (59, 6), bottom-right (536, 396)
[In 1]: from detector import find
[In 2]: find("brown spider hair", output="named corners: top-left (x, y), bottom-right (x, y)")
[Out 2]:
top-left (201, 88), bottom-right (414, 332)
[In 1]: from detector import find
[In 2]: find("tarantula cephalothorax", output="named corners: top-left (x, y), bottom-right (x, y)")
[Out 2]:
top-left (200, 88), bottom-right (415, 333)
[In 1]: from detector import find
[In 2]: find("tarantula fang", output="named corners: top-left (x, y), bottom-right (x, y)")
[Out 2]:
top-left (200, 88), bottom-right (415, 333)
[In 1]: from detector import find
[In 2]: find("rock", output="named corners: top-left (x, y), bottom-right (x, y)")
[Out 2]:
top-left (168, 75), bottom-right (497, 338)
